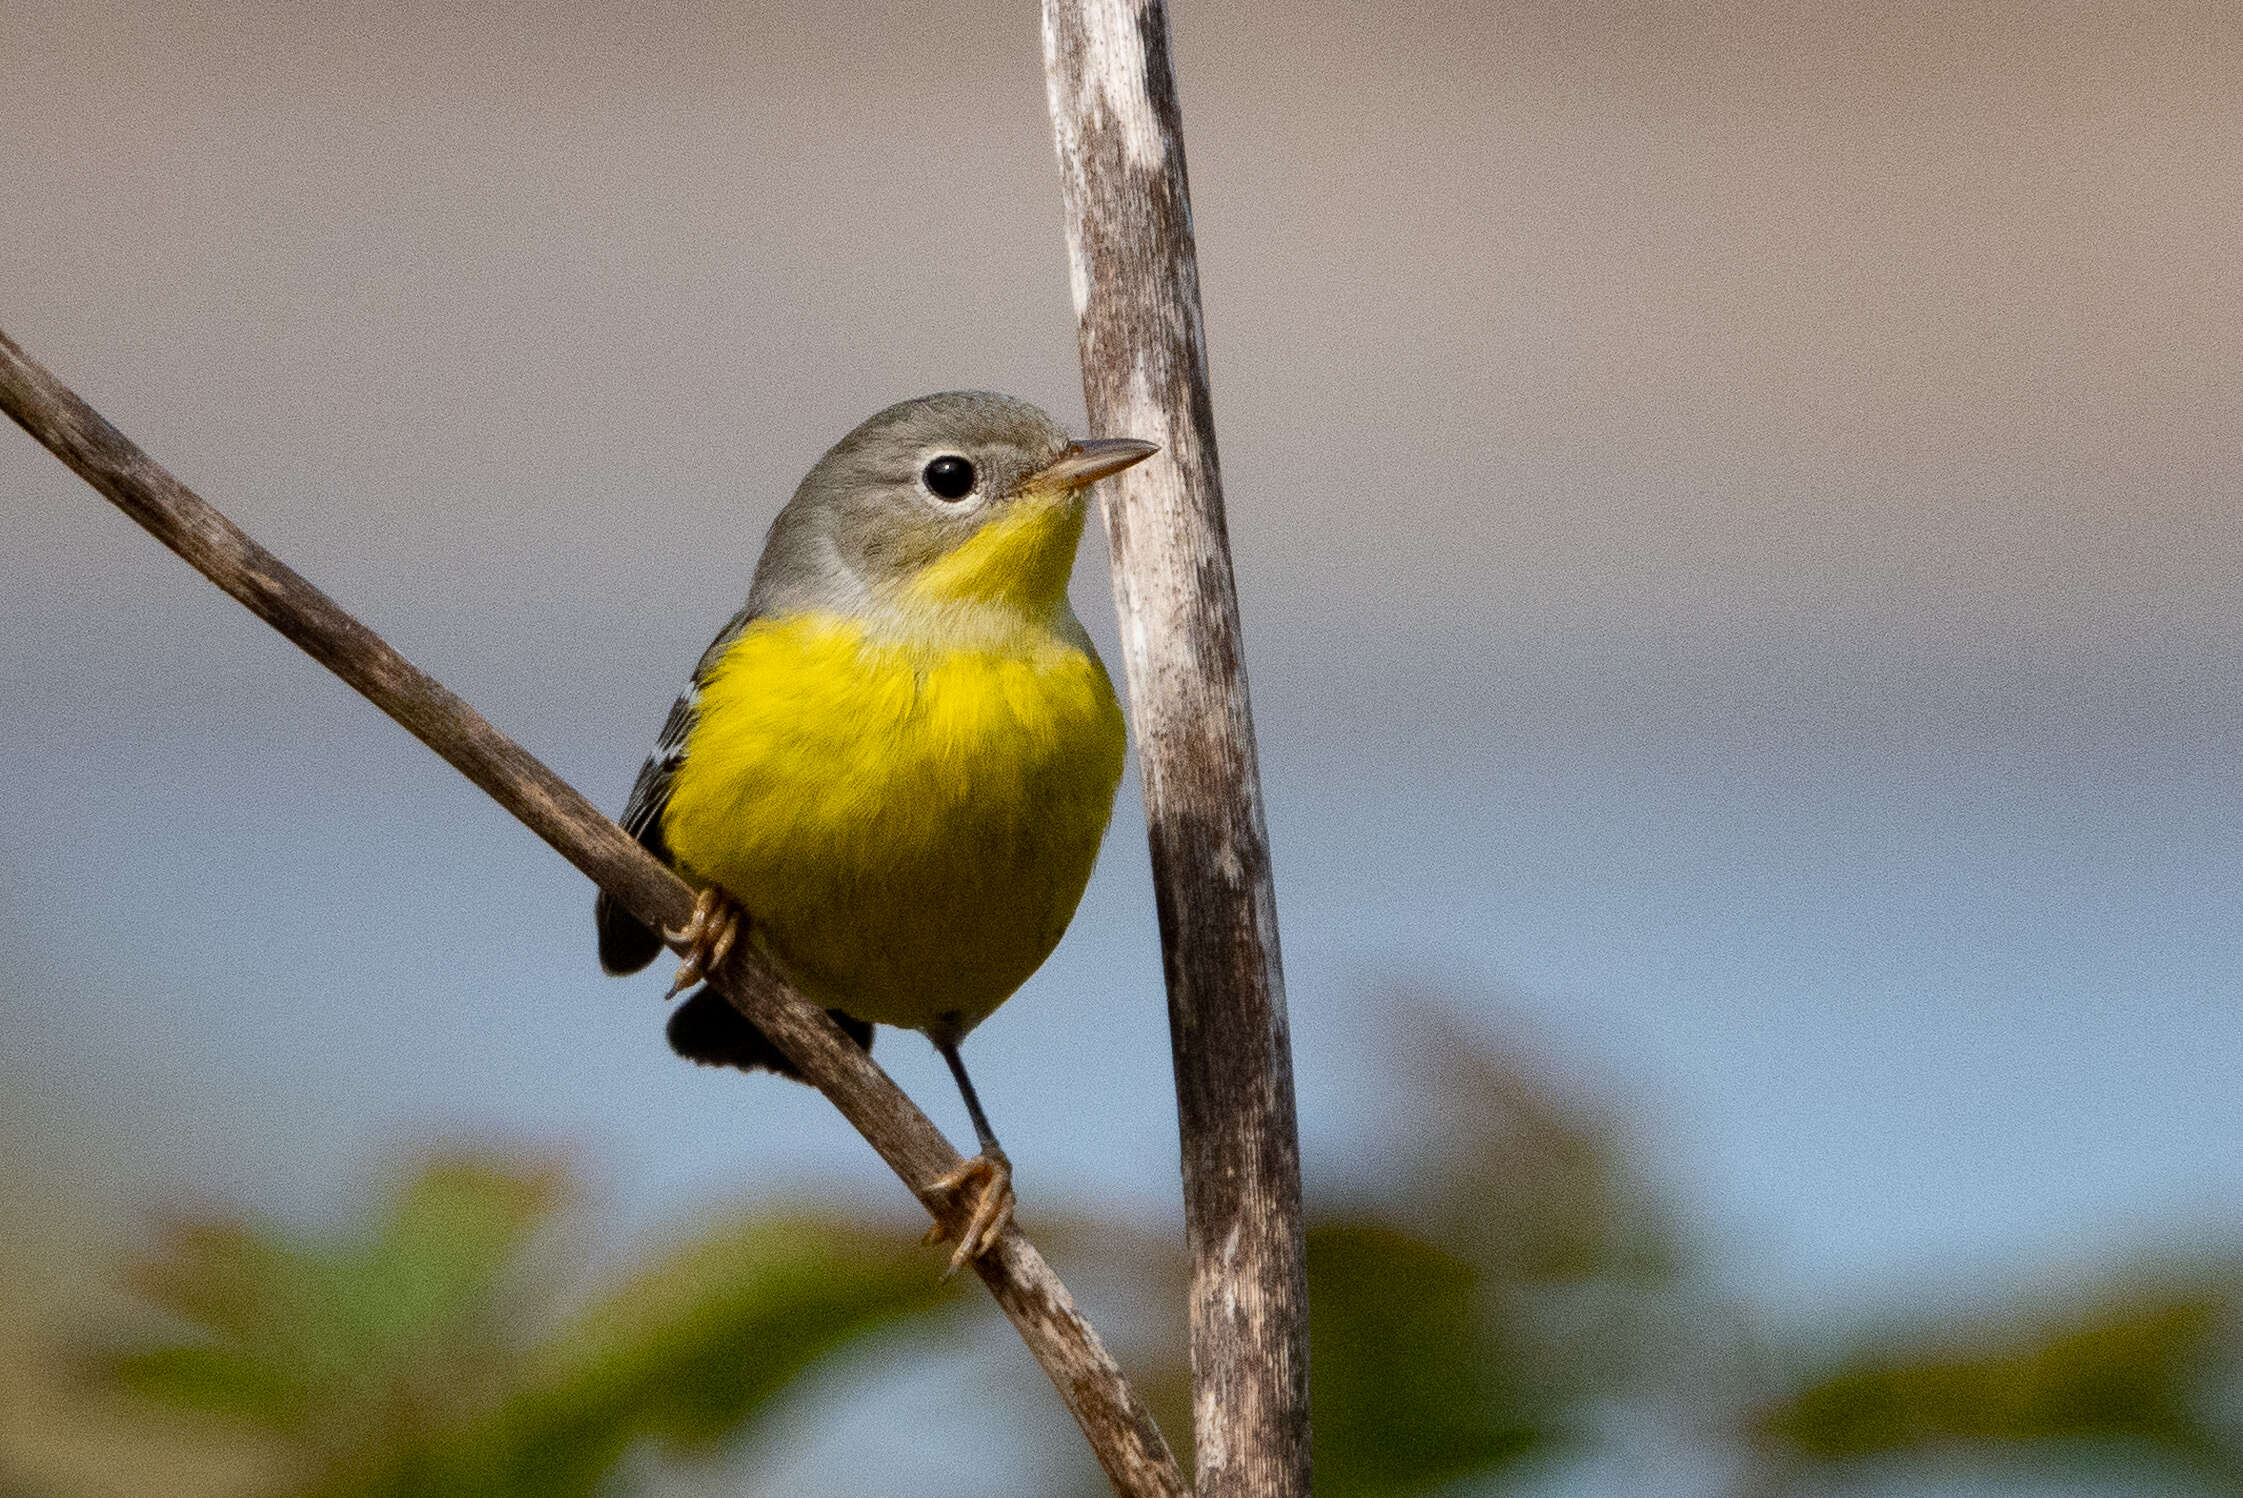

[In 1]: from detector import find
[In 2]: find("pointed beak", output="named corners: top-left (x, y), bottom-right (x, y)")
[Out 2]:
top-left (1032, 436), bottom-right (1160, 490)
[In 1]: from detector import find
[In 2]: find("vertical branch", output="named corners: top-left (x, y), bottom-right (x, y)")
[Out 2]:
top-left (1041, 7), bottom-right (1311, 1498)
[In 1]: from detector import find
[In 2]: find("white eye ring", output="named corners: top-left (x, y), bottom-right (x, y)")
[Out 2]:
top-left (920, 454), bottom-right (978, 502)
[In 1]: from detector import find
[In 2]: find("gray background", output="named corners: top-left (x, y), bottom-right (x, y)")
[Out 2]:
top-left (5, 0), bottom-right (2239, 1406)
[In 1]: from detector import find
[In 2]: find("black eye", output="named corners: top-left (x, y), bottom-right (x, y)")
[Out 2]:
top-left (921, 454), bottom-right (977, 500)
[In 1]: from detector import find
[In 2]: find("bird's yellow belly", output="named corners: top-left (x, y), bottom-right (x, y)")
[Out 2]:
top-left (660, 611), bottom-right (1126, 1034)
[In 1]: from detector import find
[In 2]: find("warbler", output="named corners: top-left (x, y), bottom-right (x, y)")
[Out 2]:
top-left (595, 391), bottom-right (1153, 1271)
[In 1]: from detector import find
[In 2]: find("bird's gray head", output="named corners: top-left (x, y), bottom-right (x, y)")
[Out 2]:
top-left (748, 392), bottom-right (1155, 618)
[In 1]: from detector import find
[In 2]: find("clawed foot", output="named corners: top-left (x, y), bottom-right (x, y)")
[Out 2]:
top-left (922, 1148), bottom-right (1015, 1280)
top-left (664, 886), bottom-right (744, 999)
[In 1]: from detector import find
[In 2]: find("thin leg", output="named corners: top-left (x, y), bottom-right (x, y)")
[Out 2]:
top-left (923, 1035), bottom-right (1016, 1278)
top-left (938, 1036), bottom-right (1003, 1156)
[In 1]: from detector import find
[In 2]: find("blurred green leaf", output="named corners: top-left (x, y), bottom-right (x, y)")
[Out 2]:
top-left (1386, 995), bottom-right (1677, 1287)
top-left (91, 1154), bottom-right (959, 1498)
top-left (531, 1212), bottom-right (952, 1445)
top-left (1760, 1272), bottom-right (2243, 1488)
top-left (69, 1001), bottom-right (2243, 1498)
top-left (96, 1154), bottom-right (568, 1454)
top-left (105, 1342), bottom-right (308, 1429)
top-left (353, 1212), bottom-right (959, 1498)
top-left (337, 1157), bottom-right (562, 1356)
top-left (1309, 1220), bottom-right (1548, 1497)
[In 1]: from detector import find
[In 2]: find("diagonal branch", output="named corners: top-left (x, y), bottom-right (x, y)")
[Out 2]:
top-left (0, 327), bottom-right (1186, 1498)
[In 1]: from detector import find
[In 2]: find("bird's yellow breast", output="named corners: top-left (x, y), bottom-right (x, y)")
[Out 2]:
top-left (659, 610), bottom-right (1126, 1033)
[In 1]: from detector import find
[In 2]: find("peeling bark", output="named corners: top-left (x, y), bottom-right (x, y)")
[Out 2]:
top-left (1043, 6), bottom-right (1314, 1497)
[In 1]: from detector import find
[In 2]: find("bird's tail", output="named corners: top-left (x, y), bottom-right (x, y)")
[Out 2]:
top-left (667, 987), bottom-right (874, 1079)
top-left (595, 889), bottom-right (666, 975)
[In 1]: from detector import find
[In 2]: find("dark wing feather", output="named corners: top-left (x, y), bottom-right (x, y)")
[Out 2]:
top-left (594, 685), bottom-right (699, 974)
top-left (597, 604), bottom-right (875, 1078)
top-left (595, 603), bottom-right (763, 974)
top-left (667, 989), bottom-right (873, 1077)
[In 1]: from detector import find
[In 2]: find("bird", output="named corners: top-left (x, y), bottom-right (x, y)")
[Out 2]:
top-left (596, 391), bottom-right (1154, 1274)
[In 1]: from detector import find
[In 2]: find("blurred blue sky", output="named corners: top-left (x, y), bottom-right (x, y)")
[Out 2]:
top-left (4, 0), bottom-right (2240, 1346)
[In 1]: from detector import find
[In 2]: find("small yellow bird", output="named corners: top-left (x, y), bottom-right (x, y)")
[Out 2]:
top-left (596, 392), bottom-right (1153, 1271)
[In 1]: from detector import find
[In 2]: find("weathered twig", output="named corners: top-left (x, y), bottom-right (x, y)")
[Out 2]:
top-left (0, 327), bottom-right (1186, 1498)
top-left (1043, 5), bottom-right (1312, 1497)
